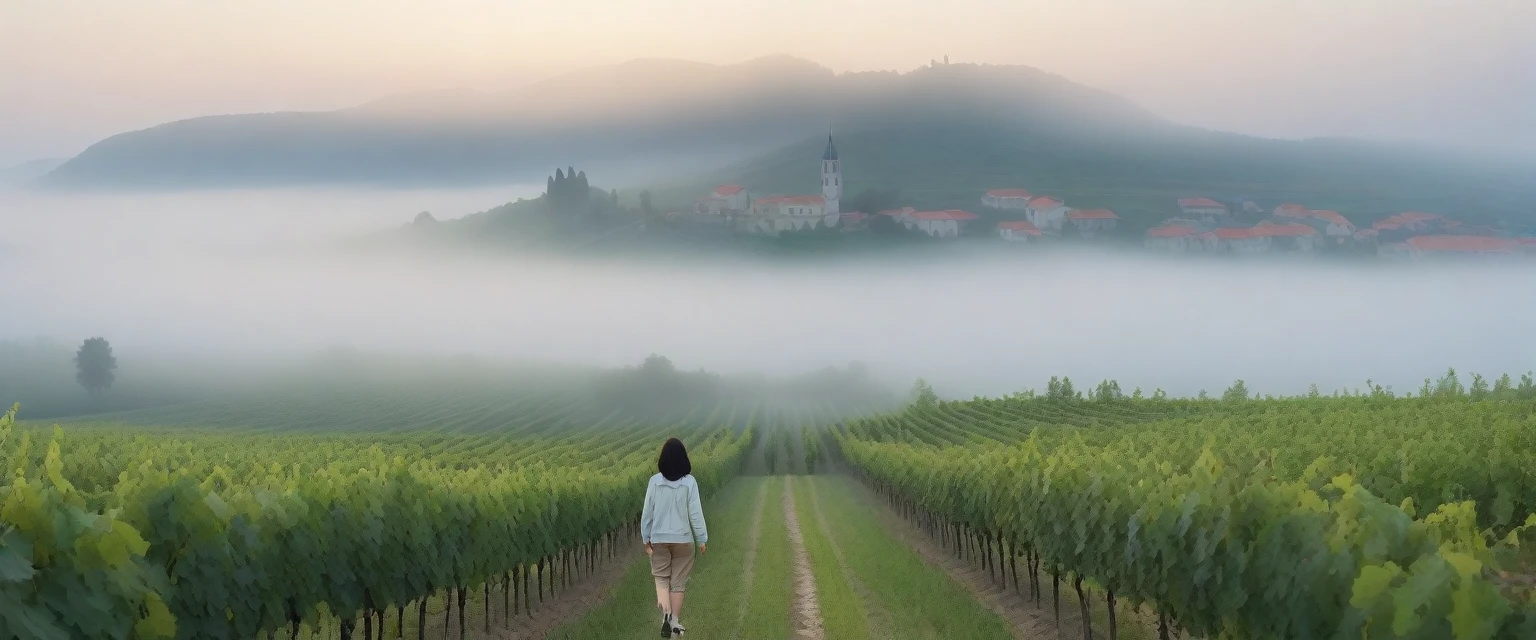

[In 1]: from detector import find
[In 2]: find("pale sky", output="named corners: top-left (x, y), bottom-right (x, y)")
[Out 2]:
top-left (3, 0), bottom-right (1533, 166)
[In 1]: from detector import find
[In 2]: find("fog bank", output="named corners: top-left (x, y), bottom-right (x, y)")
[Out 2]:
top-left (4, 188), bottom-right (1533, 399)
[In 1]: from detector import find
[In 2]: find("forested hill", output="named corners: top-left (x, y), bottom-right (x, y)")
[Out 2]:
top-left (663, 119), bottom-right (1536, 230)
top-left (37, 56), bottom-right (1164, 189)
top-left (39, 55), bottom-right (1535, 227)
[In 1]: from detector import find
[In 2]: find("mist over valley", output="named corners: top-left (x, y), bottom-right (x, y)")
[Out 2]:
top-left (4, 185), bottom-right (1532, 406)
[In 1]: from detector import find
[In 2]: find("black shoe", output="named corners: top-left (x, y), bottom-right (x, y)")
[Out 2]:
top-left (661, 613), bottom-right (673, 638)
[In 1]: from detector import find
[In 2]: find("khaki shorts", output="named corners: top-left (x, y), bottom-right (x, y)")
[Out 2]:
top-left (650, 543), bottom-right (696, 593)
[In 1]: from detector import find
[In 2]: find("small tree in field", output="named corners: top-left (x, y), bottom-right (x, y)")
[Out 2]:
top-left (910, 378), bottom-right (938, 408)
top-left (75, 337), bottom-right (117, 396)
top-left (1222, 379), bottom-right (1249, 402)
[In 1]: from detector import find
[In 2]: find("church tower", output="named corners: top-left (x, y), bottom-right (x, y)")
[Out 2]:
top-left (821, 133), bottom-right (841, 215)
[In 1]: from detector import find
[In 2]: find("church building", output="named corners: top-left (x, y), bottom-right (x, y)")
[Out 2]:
top-left (739, 134), bottom-right (844, 235)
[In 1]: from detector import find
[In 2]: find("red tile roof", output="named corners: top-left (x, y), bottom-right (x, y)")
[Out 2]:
top-left (1406, 235), bottom-right (1515, 252)
top-left (910, 209), bottom-right (978, 221)
top-left (1027, 196), bottom-right (1064, 209)
top-left (1374, 212), bottom-right (1458, 232)
top-left (713, 185), bottom-right (745, 196)
top-left (1179, 198), bottom-right (1226, 209)
top-left (756, 195), bottom-right (825, 206)
top-left (840, 211), bottom-right (868, 222)
top-left (1459, 225), bottom-right (1500, 236)
top-left (1146, 225), bottom-right (1199, 238)
top-left (1515, 237), bottom-right (1536, 245)
top-left (1309, 210), bottom-right (1353, 227)
top-left (1273, 203), bottom-right (1310, 216)
top-left (986, 189), bottom-right (1032, 198)
top-left (1259, 223), bottom-right (1319, 237)
top-left (1213, 227), bottom-right (1257, 239)
top-left (998, 220), bottom-right (1042, 234)
top-left (878, 207), bottom-right (914, 217)
top-left (1068, 209), bottom-right (1118, 220)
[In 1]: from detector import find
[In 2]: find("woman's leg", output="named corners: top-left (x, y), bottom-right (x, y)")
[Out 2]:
top-left (667, 544), bottom-right (696, 625)
top-left (650, 546), bottom-right (673, 615)
top-left (669, 592), bottom-right (685, 623)
top-left (655, 581), bottom-right (672, 614)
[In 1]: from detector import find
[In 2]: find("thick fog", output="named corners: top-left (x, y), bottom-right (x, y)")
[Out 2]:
top-left (3, 187), bottom-right (1533, 399)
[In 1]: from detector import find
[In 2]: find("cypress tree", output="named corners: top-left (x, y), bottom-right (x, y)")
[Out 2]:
top-left (553, 169), bottom-right (568, 210)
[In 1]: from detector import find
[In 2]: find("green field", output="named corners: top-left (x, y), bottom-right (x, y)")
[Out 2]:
top-left (4, 369), bottom-right (1536, 639)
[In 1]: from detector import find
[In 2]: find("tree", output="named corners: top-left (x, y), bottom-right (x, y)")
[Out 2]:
top-left (869, 210), bottom-right (911, 236)
top-left (1047, 376), bottom-right (1077, 401)
top-left (909, 378), bottom-right (938, 407)
top-left (74, 337), bottom-right (116, 395)
top-left (610, 189), bottom-right (620, 208)
top-left (639, 353), bottom-right (676, 377)
top-left (1470, 373), bottom-right (1490, 399)
top-left (639, 190), bottom-right (655, 220)
top-left (843, 187), bottom-right (900, 216)
top-left (1222, 379), bottom-right (1249, 402)
top-left (1494, 373), bottom-right (1514, 397)
top-left (1434, 367), bottom-right (1465, 397)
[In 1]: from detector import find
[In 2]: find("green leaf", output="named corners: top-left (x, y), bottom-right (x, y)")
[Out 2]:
top-left (1350, 562), bottom-right (1401, 608)
top-left (135, 592), bottom-right (177, 639)
top-left (1449, 579), bottom-right (1510, 640)
top-left (0, 547), bottom-right (35, 582)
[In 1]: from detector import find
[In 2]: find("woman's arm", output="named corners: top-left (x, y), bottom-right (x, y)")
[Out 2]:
top-left (639, 481), bottom-right (656, 544)
top-left (688, 479), bottom-right (707, 545)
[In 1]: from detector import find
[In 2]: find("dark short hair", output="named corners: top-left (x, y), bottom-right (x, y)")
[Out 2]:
top-left (658, 438), bottom-right (691, 481)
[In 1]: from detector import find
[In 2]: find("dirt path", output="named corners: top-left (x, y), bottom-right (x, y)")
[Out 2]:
top-left (853, 481), bottom-right (1068, 640)
top-left (783, 477), bottom-right (826, 640)
top-left (732, 480), bottom-right (771, 633)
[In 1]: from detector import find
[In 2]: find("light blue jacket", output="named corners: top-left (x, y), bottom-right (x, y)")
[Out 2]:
top-left (640, 473), bottom-right (708, 545)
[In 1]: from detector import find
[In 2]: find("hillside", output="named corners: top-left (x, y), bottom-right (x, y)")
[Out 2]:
top-left (38, 56), bottom-right (842, 188)
top-left (663, 111), bottom-right (1536, 230)
top-left (38, 56), bottom-right (1165, 189)
top-left (38, 55), bottom-right (1535, 229)
top-left (0, 157), bottom-right (66, 186)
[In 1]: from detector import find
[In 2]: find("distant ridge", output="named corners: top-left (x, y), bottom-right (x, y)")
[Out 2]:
top-left (38, 56), bottom-right (1160, 189)
top-left (34, 55), bottom-right (1536, 226)
top-left (1, 158), bottom-right (67, 186)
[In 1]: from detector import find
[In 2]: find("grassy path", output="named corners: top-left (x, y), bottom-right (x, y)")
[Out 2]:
top-left (739, 478), bottom-right (793, 640)
top-left (788, 476), bottom-right (869, 638)
top-left (549, 476), bottom-right (791, 640)
top-left (803, 475), bottom-right (1018, 640)
top-left (554, 472), bottom-right (1028, 640)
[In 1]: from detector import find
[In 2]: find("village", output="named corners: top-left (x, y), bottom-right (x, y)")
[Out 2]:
top-left (690, 135), bottom-right (1536, 261)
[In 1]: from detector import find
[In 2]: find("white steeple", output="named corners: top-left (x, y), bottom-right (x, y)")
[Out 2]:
top-left (821, 132), bottom-right (841, 215)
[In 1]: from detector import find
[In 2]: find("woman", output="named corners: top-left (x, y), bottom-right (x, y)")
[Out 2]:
top-left (640, 437), bottom-right (708, 637)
